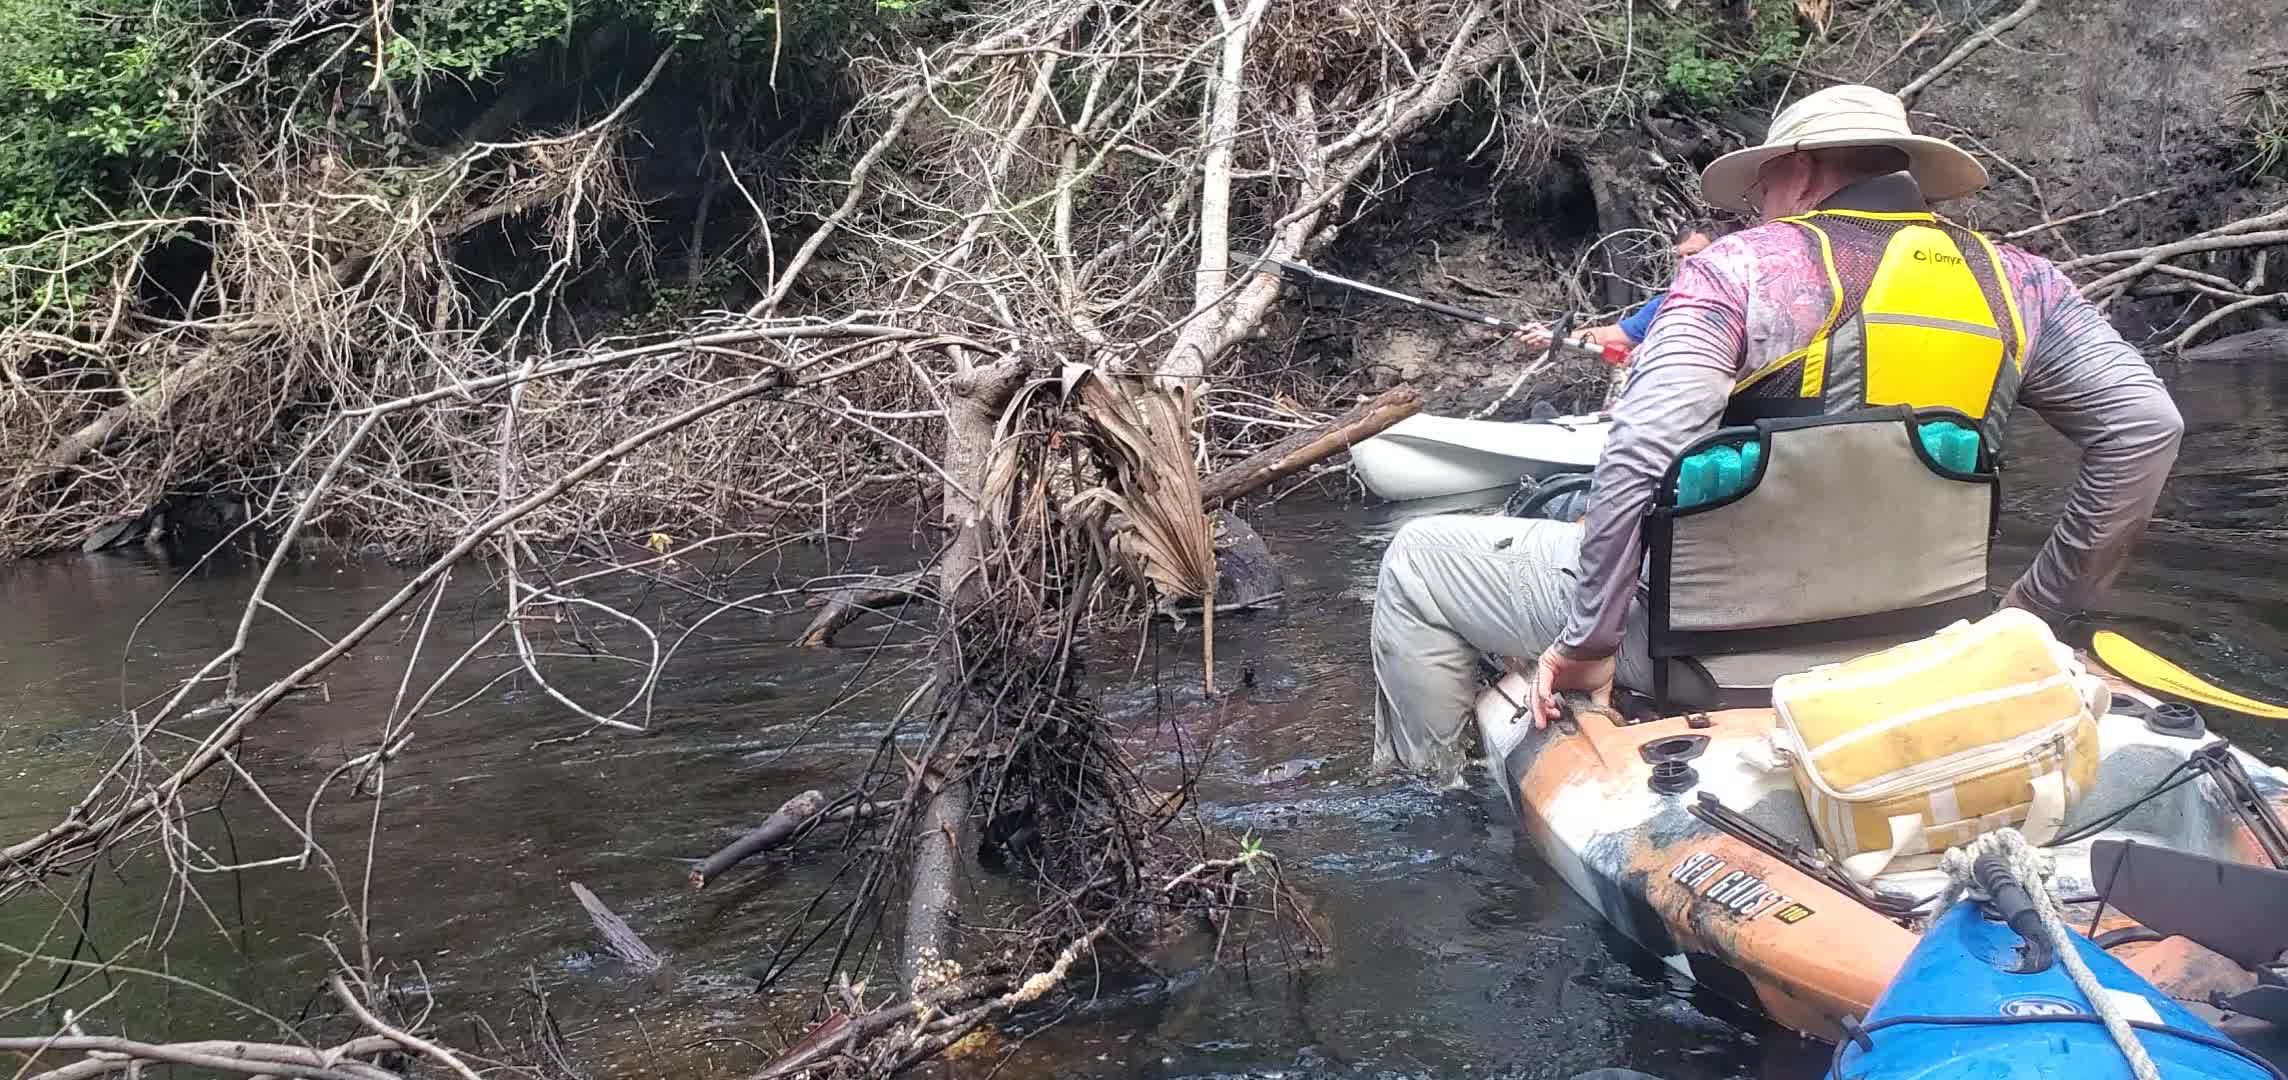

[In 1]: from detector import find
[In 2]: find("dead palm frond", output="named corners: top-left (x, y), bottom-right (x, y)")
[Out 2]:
top-left (1796, 0), bottom-right (1833, 35)
top-left (1062, 364), bottom-right (1220, 689)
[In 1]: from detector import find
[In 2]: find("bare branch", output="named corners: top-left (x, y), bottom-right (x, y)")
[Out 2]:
top-left (1897, 0), bottom-right (2041, 106)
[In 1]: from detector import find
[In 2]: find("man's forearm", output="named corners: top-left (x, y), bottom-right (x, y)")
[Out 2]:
top-left (1558, 432), bottom-right (1657, 659)
top-left (2009, 283), bottom-right (2187, 622)
top-left (1584, 324), bottom-right (1633, 349)
top-left (2009, 384), bottom-right (2183, 621)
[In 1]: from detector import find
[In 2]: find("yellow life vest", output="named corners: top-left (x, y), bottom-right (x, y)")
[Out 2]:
top-left (1722, 211), bottom-right (2027, 442)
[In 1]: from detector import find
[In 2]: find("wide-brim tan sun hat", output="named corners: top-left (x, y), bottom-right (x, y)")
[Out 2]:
top-left (1699, 84), bottom-right (1989, 211)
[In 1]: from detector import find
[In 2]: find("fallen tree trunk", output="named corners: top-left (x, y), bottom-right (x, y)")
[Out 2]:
top-left (687, 798), bottom-right (887, 889)
top-left (1109, 384), bottom-right (1422, 538)
top-left (570, 881), bottom-right (663, 971)
top-left (897, 356), bottom-right (1028, 995)
top-left (1201, 384), bottom-right (1423, 506)
top-left (902, 772), bottom-right (969, 994)
top-left (2179, 324), bottom-right (2288, 363)
top-left (794, 572), bottom-right (932, 648)
top-left (21, 355), bottom-right (218, 494)
top-left (1206, 384), bottom-right (1422, 507)
top-left (688, 789), bottom-right (829, 889)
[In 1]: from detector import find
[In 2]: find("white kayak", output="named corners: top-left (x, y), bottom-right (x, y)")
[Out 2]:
top-left (1349, 412), bottom-right (1611, 501)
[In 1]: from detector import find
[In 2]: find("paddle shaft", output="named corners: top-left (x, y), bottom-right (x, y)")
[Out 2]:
top-left (2089, 629), bottom-right (2288, 720)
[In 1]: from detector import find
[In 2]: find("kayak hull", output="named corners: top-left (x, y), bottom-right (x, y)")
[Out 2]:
top-left (1479, 685), bottom-right (1912, 1037)
top-left (1475, 672), bottom-right (2288, 1043)
top-left (1838, 903), bottom-right (2273, 1078)
top-left (1349, 413), bottom-right (1608, 501)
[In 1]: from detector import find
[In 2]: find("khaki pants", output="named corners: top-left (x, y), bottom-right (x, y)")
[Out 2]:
top-left (1368, 514), bottom-right (1656, 785)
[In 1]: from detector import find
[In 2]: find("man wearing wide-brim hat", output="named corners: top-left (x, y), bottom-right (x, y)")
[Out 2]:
top-left (1371, 84), bottom-right (2185, 780)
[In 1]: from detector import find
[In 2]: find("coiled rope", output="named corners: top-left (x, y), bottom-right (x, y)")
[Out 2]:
top-left (1936, 829), bottom-right (2162, 1080)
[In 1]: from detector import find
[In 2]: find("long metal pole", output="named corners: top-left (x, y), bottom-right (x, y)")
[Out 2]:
top-left (1254, 255), bottom-right (1535, 333)
top-left (1248, 253), bottom-right (1622, 366)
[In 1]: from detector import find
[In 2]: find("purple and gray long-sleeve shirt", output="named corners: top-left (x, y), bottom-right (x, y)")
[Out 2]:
top-left (1556, 183), bottom-right (2187, 660)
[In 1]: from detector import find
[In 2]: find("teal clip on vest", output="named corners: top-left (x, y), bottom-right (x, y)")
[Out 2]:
top-left (1674, 420), bottom-right (1978, 509)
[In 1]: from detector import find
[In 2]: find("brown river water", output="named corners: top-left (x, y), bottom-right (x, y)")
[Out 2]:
top-left (4, 362), bottom-right (2288, 1078)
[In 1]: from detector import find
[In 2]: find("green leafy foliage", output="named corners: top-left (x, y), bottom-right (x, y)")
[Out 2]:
top-left (388, 0), bottom-right (583, 80)
top-left (380, 0), bottom-right (938, 86)
top-left (0, 0), bottom-right (940, 326)
top-left (617, 257), bottom-right (748, 332)
top-left (1661, 51), bottom-right (1748, 108)
top-left (1577, 1), bottom-right (1803, 113)
top-left (0, 0), bottom-right (192, 241)
top-left (1657, 2), bottom-right (1801, 109)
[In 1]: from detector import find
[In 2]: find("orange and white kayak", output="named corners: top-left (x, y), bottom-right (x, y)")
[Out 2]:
top-left (1473, 671), bottom-right (2288, 1043)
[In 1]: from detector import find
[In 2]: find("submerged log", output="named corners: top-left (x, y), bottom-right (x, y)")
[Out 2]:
top-left (687, 795), bottom-right (887, 888)
top-left (794, 572), bottom-right (932, 648)
top-left (2182, 326), bottom-right (2288, 364)
top-left (570, 881), bottom-right (663, 972)
top-left (759, 1011), bottom-right (852, 1078)
top-left (1161, 510), bottom-right (1283, 616)
top-left (757, 973), bottom-right (1011, 1079)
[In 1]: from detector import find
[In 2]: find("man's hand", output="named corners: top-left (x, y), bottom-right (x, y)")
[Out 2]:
top-left (1521, 323), bottom-right (1627, 358)
top-left (1532, 646), bottom-right (1615, 729)
top-left (2000, 581), bottom-right (2088, 646)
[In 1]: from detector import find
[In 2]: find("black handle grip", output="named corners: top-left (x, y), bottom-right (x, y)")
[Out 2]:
top-left (1973, 851), bottom-right (2055, 974)
top-left (1541, 312), bottom-right (1578, 366)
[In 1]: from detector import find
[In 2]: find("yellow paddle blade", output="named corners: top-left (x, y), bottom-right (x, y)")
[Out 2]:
top-left (2091, 630), bottom-right (2288, 721)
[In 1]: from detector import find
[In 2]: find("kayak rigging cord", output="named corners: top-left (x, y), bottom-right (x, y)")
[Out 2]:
top-left (2042, 743), bottom-right (2288, 868)
top-left (1936, 829), bottom-right (2162, 1080)
top-left (2042, 756), bottom-right (2206, 849)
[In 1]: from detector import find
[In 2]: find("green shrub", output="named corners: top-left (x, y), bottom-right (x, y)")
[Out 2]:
top-left (0, 0), bottom-right (934, 255)
top-left (0, 0), bottom-right (192, 241)
top-left (1661, 51), bottom-right (1749, 108)
top-left (1658, 2), bottom-right (1801, 109)
top-left (1576, 2), bottom-right (1803, 112)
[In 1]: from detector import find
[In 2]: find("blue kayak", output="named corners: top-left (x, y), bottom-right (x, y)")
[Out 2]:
top-left (1834, 901), bottom-right (2280, 1079)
